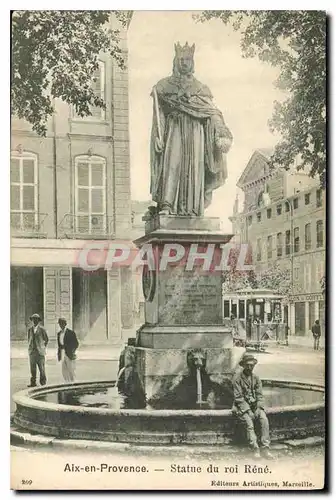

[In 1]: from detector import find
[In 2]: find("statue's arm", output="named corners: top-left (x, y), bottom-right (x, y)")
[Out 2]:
top-left (211, 111), bottom-right (233, 154)
top-left (215, 125), bottom-right (233, 154)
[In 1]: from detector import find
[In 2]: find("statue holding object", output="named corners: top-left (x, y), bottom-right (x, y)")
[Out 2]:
top-left (149, 42), bottom-right (233, 217)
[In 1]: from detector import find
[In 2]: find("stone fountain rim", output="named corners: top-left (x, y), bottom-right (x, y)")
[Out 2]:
top-left (13, 378), bottom-right (324, 417)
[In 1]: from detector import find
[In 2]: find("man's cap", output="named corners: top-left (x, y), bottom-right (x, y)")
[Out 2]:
top-left (30, 313), bottom-right (41, 321)
top-left (58, 317), bottom-right (67, 324)
top-left (239, 353), bottom-right (258, 367)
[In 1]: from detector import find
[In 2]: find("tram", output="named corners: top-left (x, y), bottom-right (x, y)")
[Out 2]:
top-left (222, 288), bottom-right (288, 351)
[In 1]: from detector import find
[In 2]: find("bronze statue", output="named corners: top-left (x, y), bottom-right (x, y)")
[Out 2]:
top-left (150, 42), bottom-right (233, 217)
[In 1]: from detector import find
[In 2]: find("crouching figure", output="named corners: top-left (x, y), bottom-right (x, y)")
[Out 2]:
top-left (232, 353), bottom-right (273, 459)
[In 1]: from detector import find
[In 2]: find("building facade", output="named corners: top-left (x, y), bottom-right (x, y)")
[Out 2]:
top-left (230, 149), bottom-right (326, 338)
top-left (11, 14), bottom-right (134, 344)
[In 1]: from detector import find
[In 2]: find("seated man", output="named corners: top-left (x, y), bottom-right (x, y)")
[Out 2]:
top-left (232, 353), bottom-right (273, 458)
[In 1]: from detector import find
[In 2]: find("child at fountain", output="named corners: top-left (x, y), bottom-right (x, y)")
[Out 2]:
top-left (232, 353), bottom-right (273, 459)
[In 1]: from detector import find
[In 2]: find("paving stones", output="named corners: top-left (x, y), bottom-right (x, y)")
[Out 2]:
top-left (284, 436), bottom-right (324, 448)
top-left (11, 425), bottom-right (324, 458)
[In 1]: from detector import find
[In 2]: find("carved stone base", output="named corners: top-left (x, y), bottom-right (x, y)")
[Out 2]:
top-left (136, 324), bottom-right (233, 349)
top-left (143, 214), bottom-right (222, 235)
top-left (133, 345), bottom-right (245, 403)
top-left (132, 216), bottom-right (237, 404)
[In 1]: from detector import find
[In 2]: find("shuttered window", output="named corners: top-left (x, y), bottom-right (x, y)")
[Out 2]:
top-left (10, 153), bottom-right (38, 230)
top-left (91, 61), bottom-right (106, 119)
top-left (75, 156), bottom-right (106, 234)
top-left (316, 220), bottom-right (324, 248)
top-left (305, 223), bottom-right (312, 250)
top-left (73, 61), bottom-right (106, 120)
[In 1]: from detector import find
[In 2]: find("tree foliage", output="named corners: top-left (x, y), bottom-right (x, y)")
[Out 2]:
top-left (222, 246), bottom-right (291, 301)
top-left (257, 265), bottom-right (291, 300)
top-left (320, 275), bottom-right (326, 297)
top-left (222, 245), bottom-right (258, 293)
top-left (196, 11), bottom-right (326, 188)
top-left (11, 10), bottom-right (132, 135)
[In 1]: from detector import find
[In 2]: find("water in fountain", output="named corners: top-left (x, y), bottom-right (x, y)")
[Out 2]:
top-left (34, 382), bottom-right (324, 410)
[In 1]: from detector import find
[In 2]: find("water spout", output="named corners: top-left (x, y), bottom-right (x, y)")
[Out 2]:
top-left (115, 366), bottom-right (126, 387)
top-left (196, 366), bottom-right (202, 405)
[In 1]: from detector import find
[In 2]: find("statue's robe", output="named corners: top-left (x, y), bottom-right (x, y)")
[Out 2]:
top-left (150, 74), bottom-right (233, 216)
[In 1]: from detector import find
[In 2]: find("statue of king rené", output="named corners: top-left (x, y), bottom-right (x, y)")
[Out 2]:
top-left (150, 42), bottom-right (233, 217)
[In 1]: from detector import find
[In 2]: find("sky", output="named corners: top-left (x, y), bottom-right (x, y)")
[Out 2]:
top-left (127, 11), bottom-right (286, 231)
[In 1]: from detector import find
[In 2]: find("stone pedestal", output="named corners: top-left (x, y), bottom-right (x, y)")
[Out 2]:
top-left (132, 215), bottom-right (240, 403)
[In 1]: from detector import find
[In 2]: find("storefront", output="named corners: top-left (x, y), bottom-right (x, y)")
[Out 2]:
top-left (289, 293), bottom-right (324, 337)
top-left (11, 239), bottom-right (135, 344)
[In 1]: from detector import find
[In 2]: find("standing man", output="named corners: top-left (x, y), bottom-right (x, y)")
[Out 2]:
top-left (312, 319), bottom-right (321, 351)
top-left (232, 353), bottom-right (273, 459)
top-left (27, 313), bottom-right (48, 387)
top-left (57, 318), bottom-right (79, 382)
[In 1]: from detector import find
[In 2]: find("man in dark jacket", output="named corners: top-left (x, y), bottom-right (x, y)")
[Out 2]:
top-left (232, 353), bottom-right (273, 458)
top-left (57, 318), bottom-right (79, 382)
top-left (312, 319), bottom-right (322, 350)
top-left (27, 313), bottom-right (48, 387)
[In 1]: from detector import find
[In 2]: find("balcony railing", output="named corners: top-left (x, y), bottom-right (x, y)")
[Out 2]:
top-left (10, 212), bottom-right (48, 238)
top-left (58, 213), bottom-right (115, 239)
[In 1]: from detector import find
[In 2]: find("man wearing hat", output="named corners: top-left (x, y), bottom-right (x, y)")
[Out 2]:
top-left (232, 353), bottom-right (272, 458)
top-left (27, 313), bottom-right (49, 387)
top-left (57, 318), bottom-right (79, 382)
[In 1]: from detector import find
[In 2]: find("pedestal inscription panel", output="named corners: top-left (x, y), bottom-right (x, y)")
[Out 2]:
top-left (158, 267), bottom-right (222, 325)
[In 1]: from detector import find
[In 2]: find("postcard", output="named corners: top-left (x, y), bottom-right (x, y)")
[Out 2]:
top-left (10, 9), bottom-right (326, 491)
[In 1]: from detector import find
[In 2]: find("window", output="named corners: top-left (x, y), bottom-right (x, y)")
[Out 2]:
top-left (247, 215), bottom-right (252, 226)
top-left (285, 230), bottom-right (291, 255)
top-left (294, 227), bottom-right (300, 253)
top-left (74, 61), bottom-right (106, 120)
top-left (293, 197), bottom-right (299, 209)
top-left (75, 156), bottom-right (106, 234)
top-left (285, 201), bottom-right (290, 213)
top-left (276, 204), bottom-right (282, 215)
top-left (257, 212), bottom-right (261, 222)
top-left (238, 300), bottom-right (245, 319)
top-left (305, 223), bottom-right (312, 250)
top-left (257, 192), bottom-right (264, 207)
top-left (316, 261), bottom-right (324, 282)
top-left (231, 303), bottom-right (237, 318)
top-left (304, 263), bottom-right (311, 290)
top-left (267, 208), bottom-right (272, 219)
top-left (316, 189), bottom-right (322, 208)
top-left (10, 152), bottom-right (38, 231)
top-left (267, 235), bottom-right (273, 259)
top-left (305, 193), bottom-right (311, 205)
top-left (316, 220), bottom-right (324, 248)
top-left (256, 238), bottom-right (262, 261)
top-left (277, 232), bottom-right (283, 257)
top-left (223, 300), bottom-right (230, 318)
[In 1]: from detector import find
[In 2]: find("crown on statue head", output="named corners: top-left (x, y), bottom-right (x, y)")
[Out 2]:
top-left (174, 41), bottom-right (196, 58)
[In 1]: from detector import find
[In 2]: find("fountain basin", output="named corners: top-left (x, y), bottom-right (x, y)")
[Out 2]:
top-left (13, 379), bottom-right (324, 446)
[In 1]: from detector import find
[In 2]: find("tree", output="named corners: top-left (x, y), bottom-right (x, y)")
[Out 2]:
top-left (222, 244), bottom-right (258, 293)
top-left (256, 265), bottom-right (291, 302)
top-left (320, 275), bottom-right (326, 297)
top-left (196, 11), bottom-right (326, 188)
top-left (222, 246), bottom-right (291, 301)
top-left (11, 10), bottom-right (132, 136)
